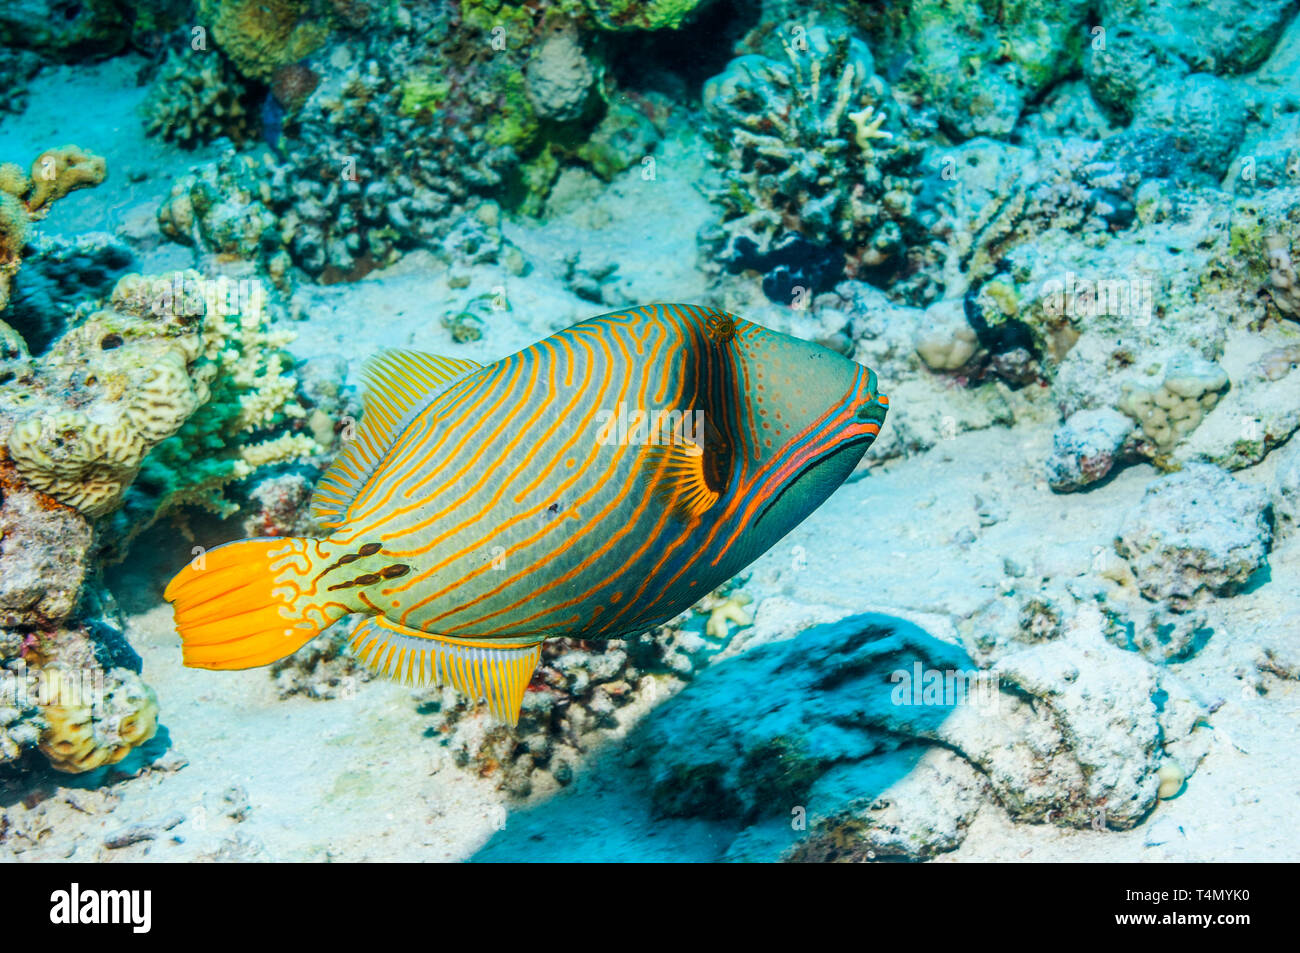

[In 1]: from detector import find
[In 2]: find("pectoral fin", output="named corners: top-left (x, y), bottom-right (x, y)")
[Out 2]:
top-left (640, 412), bottom-right (731, 520)
top-left (348, 616), bottom-right (542, 726)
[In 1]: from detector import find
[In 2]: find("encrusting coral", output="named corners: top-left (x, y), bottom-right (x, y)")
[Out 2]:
top-left (0, 146), bottom-right (107, 312)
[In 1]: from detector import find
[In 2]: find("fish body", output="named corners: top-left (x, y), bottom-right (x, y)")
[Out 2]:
top-left (166, 304), bottom-right (888, 723)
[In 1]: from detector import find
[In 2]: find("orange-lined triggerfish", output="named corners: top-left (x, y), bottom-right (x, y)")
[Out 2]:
top-left (165, 304), bottom-right (889, 724)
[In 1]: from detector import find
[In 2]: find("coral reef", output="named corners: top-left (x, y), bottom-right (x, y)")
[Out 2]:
top-left (143, 49), bottom-right (260, 149)
top-left (1271, 438), bottom-right (1300, 539)
top-left (158, 48), bottom-right (519, 283)
top-left (1, 270), bottom-right (319, 526)
top-left (700, 25), bottom-right (927, 300)
top-left (0, 146), bottom-right (108, 313)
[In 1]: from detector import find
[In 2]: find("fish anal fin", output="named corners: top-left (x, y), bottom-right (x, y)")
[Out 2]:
top-left (310, 349), bottom-right (481, 526)
top-left (348, 615), bottom-right (542, 726)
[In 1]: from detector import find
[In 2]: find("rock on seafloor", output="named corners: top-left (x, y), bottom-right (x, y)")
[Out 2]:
top-left (1115, 464), bottom-right (1273, 608)
top-left (636, 613), bottom-right (1206, 861)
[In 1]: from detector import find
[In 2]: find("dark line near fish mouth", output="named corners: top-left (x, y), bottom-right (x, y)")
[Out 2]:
top-left (751, 434), bottom-right (878, 529)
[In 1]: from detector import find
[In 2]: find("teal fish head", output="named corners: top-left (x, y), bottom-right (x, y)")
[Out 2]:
top-left (731, 322), bottom-right (887, 462)
top-left (726, 320), bottom-right (888, 547)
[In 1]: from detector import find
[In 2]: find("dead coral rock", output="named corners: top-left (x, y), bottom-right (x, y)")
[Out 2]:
top-left (0, 469), bottom-right (92, 628)
top-left (640, 612), bottom-right (1202, 858)
top-left (782, 749), bottom-right (986, 862)
top-left (1271, 438), bottom-right (1300, 539)
top-left (1046, 407), bottom-right (1136, 492)
top-left (1115, 463), bottom-right (1272, 607)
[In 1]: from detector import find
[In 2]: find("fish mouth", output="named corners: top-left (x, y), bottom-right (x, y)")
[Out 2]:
top-left (854, 399), bottom-right (888, 427)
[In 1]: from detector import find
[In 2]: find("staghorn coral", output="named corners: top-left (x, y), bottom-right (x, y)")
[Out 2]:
top-left (0, 146), bottom-right (107, 313)
top-left (700, 26), bottom-right (925, 300)
top-left (143, 48), bottom-right (260, 149)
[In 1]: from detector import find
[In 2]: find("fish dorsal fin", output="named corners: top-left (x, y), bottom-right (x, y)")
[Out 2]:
top-left (348, 615), bottom-right (542, 726)
top-left (311, 349), bottom-right (481, 527)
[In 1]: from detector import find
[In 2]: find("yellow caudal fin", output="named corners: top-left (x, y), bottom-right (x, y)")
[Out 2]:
top-left (348, 615), bottom-right (542, 726)
top-left (164, 537), bottom-right (347, 670)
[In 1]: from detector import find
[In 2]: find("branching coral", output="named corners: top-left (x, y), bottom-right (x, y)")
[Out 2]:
top-left (701, 26), bottom-right (924, 296)
top-left (143, 48), bottom-right (260, 149)
top-left (0, 146), bottom-right (107, 311)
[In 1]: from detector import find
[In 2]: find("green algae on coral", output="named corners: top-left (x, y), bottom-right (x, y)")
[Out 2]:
top-left (583, 0), bottom-right (707, 31)
top-left (201, 0), bottom-right (330, 81)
